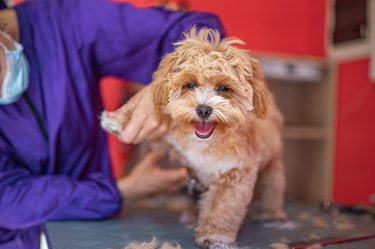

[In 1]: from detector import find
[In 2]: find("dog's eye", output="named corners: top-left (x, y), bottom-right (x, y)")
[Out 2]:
top-left (217, 85), bottom-right (230, 93)
top-left (184, 82), bottom-right (197, 90)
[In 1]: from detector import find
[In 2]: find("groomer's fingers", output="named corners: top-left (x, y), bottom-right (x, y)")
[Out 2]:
top-left (131, 117), bottom-right (159, 144)
top-left (137, 151), bottom-right (188, 183)
top-left (118, 150), bottom-right (188, 200)
top-left (118, 86), bottom-right (157, 144)
top-left (132, 114), bottom-right (169, 144)
top-left (119, 110), bottom-right (146, 143)
top-left (159, 167), bottom-right (188, 183)
top-left (140, 149), bottom-right (165, 166)
top-left (153, 167), bottom-right (189, 193)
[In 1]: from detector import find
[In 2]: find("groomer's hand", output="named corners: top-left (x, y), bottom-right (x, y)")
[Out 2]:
top-left (116, 150), bottom-right (188, 201)
top-left (118, 85), bottom-right (170, 144)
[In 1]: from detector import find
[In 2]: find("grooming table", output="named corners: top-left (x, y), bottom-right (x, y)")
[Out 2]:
top-left (46, 202), bottom-right (375, 249)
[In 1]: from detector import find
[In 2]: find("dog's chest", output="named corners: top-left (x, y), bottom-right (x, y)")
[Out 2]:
top-left (166, 134), bottom-right (239, 185)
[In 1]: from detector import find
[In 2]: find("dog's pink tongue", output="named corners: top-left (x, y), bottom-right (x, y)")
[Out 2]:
top-left (194, 121), bottom-right (215, 138)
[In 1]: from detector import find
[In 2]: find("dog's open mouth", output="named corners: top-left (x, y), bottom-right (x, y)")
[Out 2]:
top-left (194, 121), bottom-right (215, 139)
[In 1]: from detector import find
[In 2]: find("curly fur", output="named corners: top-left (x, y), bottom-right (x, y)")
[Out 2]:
top-left (102, 27), bottom-right (286, 249)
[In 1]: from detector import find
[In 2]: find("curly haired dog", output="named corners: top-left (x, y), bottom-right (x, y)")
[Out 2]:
top-left (101, 27), bottom-right (286, 249)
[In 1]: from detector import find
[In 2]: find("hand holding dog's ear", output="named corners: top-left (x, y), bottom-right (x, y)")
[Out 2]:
top-left (116, 150), bottom-right (188, 201)
top-left (116, 85), bottom-right (170, 144)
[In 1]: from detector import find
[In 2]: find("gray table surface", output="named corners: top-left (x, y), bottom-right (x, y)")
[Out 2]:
top-left (46, 202), bottom-right (375, 249)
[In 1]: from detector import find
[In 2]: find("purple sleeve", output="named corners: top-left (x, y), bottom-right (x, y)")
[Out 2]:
top-left (0, 153), bottom-right (121, 230)
top-left (74, 0), bottom-right (225, 83)
top-left (0, 225), bottom-right (44, 249)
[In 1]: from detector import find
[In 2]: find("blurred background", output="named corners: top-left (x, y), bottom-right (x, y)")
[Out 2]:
top-left (11, 0), bottom-right (375, 205)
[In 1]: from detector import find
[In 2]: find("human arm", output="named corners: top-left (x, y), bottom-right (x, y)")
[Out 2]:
top-left (0, 149), bottom-right (188, 229)
top-left (0, 152), bottom-right (121, 230)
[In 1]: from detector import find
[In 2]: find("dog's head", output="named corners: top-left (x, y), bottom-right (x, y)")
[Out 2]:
top-left (151, 27), bottom-right (269, 139)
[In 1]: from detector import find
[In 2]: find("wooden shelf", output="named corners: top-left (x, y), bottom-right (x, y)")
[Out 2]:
top-left (284, 126), bottom-right (328, 140)
top-left (256, 54), bottom-right (333, 203)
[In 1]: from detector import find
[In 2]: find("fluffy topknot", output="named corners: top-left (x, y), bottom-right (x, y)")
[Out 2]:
top-left (175, 26), bottom-right (246, 51)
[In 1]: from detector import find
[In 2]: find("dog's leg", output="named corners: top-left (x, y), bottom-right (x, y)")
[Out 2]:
top-left (249, 157), bottom-right (286, 221)
top-left (195, 167), bottom-right (257, 249)
top-left (100, 103), bottom-right (134, 135)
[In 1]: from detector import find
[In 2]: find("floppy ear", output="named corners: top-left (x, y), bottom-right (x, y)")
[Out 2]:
top-left (248, 58), bottom-right (269, 119)
top-left (151, 53), bottom-right (177, 111)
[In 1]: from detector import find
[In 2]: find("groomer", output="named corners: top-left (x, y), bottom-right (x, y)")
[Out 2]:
top-left (0, 0), bottom-right (224, 248)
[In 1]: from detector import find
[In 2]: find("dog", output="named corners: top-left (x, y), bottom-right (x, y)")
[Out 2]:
top-left (101, 27), bottom-right (286, 249)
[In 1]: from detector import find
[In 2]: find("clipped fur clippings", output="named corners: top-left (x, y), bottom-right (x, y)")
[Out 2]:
top-left (124, 237), bottom-right (181, 249)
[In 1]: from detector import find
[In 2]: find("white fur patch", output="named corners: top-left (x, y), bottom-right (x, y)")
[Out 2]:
top-left (166, 134), bottom-right (241, 185)
top-left (100, 111), bottom-right (122, 135)
top-left (195, 87), bottom-right (229, 109)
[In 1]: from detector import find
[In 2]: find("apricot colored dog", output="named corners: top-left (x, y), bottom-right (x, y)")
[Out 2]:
top-left (101, 27), bottom-right (286, 249)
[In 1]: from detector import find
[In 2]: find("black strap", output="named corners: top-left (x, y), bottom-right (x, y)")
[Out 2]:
top-left (24, 93), bottom-right (49, 143)
top-left (0, 1), bottom-right (7, 10)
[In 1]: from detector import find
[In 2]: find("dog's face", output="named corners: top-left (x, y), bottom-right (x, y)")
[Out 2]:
top-left (152, 28), bottom-right (268, 139)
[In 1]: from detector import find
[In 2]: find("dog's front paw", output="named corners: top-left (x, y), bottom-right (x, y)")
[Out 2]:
top-left (100, 111), bottom-right (123, 135)
top-left (195, 234), bottom-right (236, 249)
top-left (251, 209), bottom-right (287, 222)
top-left (100, 106), bottom-right (133, 135)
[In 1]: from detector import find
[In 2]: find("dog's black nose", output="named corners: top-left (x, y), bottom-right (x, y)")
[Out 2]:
top-left (196, 105), bottom-right (212, 118)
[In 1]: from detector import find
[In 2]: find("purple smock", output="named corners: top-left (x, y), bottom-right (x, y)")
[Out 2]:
top-left (0, 0), bottom-right (224, 248)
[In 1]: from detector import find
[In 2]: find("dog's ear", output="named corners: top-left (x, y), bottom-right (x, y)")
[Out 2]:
top-left (248, 58), bottom-right (269, 119)
top-left (151, 53), bottom-right (177, 110)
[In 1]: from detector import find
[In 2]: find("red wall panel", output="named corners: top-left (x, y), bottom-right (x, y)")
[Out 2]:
top-left (334, 58), bottom-right (375, 204)
top-left (122, 0), bottom-right (327, 57)
top-left (187, 0), bottom-right (327, 57)
top-left (100, 77), bottom-right (133, 178)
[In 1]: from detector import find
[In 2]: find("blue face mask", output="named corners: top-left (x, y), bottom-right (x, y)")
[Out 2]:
top-left (0, 31), bottom-right (29, 105)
